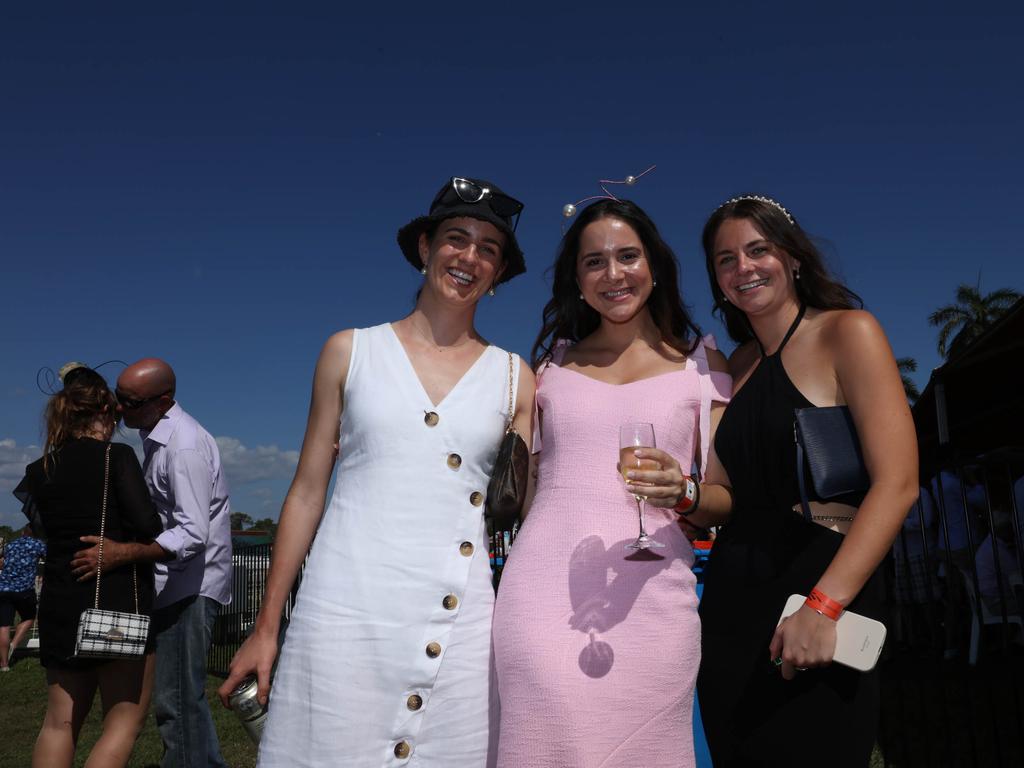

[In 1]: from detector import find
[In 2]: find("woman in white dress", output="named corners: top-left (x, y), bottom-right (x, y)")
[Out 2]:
top-left (219, 176), bottom-right (534, 767)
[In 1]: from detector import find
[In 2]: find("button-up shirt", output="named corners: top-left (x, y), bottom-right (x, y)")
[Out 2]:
top-left (142, 403), bottom-right (232, 609)
top-left (0, 536), bottom-right (46, 592)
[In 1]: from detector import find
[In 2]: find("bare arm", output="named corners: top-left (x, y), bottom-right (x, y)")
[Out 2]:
top-left (218, 329), bottom-right (353, 706)
top-left (771, 311), bottom-right (918, 677)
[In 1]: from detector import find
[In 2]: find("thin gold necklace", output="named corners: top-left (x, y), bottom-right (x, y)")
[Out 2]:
top-left (408, 318), bottom-right (477, 353)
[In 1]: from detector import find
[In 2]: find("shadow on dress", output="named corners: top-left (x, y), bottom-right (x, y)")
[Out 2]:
top-left (567, 527), bottom-right (679, 678)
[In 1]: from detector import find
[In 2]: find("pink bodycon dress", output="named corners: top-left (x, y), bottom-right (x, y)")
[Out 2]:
top-left (492, 337), bottom-right (730, 768)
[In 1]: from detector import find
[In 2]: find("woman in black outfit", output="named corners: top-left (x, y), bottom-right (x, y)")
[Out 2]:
top-left (14, 365), bottom-right (162, 768)
top-left (694, 197), bottom-right (918, 767)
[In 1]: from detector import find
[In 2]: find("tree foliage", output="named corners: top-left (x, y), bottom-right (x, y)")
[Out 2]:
top-left (928, 283), bottom-right (1021, 359)
top-left (896, 357), bottom-right (920, 404)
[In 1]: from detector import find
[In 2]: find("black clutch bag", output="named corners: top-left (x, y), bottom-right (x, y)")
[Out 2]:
top-left (486, 352), bottom-right (529, 528)
top-left (794, 406), bottom-right (870, 522)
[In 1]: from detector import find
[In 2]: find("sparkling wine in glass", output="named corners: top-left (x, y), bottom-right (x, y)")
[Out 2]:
top-left (619, 422), bottom-right (664, 550)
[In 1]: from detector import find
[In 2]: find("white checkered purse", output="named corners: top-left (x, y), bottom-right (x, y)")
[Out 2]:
top-left (73, 445), bottom-right (151, 659)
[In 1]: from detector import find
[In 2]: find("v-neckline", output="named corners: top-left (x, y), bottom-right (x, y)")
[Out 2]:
top-left (386, 323), bottom-right (493, 409)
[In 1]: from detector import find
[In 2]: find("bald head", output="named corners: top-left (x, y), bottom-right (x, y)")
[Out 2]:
top-left (116, 358), bottom-right (177, 429)
top-left (119, 358), bottom-right (176, 399)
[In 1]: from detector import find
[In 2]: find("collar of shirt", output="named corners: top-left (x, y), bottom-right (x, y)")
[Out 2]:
top-left (141, 402), bottom-right (182, 449)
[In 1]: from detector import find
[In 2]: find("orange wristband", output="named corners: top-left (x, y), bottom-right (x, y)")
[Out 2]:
top-left (673, 478), bottom-right (700, 517)
top-left (805, 588), bottom-right (843, 621)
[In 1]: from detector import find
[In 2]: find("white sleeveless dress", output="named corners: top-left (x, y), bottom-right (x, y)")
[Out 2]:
top-left (258, 323), bottom-right (517, 768)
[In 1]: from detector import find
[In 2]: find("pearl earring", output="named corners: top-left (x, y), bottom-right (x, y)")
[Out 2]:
top-left (420, 266), bottom-right (427, 275)
top-left (488, 286), bottom-right (495, 297)
top-left (652, 280), bottom-right (658, 287)
top-left (579, 293), bottom-right (584, 300)
top-left (794, 270), bottom-right (801, 280)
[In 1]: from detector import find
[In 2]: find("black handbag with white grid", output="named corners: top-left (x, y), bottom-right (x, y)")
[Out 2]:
top-left (73, 444), bottom-right (151, 659)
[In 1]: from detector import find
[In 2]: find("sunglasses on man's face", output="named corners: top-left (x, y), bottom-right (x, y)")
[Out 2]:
top-left (438, 177), bottom-right (524, 231)
top-left (115, 390), bottom-right (169, 410)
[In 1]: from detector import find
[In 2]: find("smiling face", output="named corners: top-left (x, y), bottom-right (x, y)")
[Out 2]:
top-left (418, 216), bottom-right (506, 305)
top-left (576, 216), bottom-right (654, 325)
top-left (711, 217), bottom-right (800, 318)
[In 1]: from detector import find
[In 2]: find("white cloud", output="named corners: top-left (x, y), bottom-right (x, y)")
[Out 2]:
top-left (215, 437), bottom-right (299, 486)
top-left (0, 438), bottom-right (41, 492)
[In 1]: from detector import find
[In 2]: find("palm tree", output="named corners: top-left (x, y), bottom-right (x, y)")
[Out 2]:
top-left (896, 357), bottom-right (920, 403)
top-left (928, 283), bottom-right (1021, 359)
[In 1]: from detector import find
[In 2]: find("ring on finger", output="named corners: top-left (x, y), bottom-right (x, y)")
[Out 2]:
top-left (795, 666), bottom-right (808, 672)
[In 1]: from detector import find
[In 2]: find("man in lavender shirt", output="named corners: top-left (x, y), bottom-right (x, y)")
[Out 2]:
top-left (77, 358), bottom-right (232, 767)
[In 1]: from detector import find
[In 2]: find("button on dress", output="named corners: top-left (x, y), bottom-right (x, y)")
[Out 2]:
top-left (258, 323), bottom-right (518, 767)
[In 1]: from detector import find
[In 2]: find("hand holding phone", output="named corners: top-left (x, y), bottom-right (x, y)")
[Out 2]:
top-left (777, 594), bottom-right (886, 672)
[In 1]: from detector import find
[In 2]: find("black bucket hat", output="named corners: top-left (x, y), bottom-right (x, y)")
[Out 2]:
top-left (397, 176), bottom-right (526, 284)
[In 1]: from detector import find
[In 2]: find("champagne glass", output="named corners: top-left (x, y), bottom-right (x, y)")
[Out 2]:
top-left (619, 423), bottom-right (665, 550)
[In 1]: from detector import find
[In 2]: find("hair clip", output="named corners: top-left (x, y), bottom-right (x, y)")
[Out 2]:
top-left (717, 194), bottom-right (795, 226)
top-left (561, 165), bottom-right (656, 219)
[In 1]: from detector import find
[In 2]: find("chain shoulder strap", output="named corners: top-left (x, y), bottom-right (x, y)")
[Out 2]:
top-left (505, 352), bottom-right (516, 433)
top-left (93, 444), bottom-right (140, 613)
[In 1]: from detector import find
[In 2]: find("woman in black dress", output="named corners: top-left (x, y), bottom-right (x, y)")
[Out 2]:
top-left (14, 365), bottom-right (162, 768)
top-left (695, 197), bottom-right (918, 766)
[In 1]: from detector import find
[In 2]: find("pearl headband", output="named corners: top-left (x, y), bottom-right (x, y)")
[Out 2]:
top-left (716, 194), bottom-right (795, 226)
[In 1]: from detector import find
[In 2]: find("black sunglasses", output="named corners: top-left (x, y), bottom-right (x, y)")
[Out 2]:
top-left (115, 390), bottom-right (170, 410)
top-left (437, 177), bottom-right (524, 231)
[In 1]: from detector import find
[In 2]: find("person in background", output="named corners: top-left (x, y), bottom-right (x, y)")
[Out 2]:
top-left (0, 525), bottom-right (46, 671)
top-left (697, 195), bottom-right (918, 767)
top-left (218, 176), bottom-right (533, 767)
top-left (14, 364), bottom-right (162, 767)
top-left (73, 358), bottom-right (233, 768)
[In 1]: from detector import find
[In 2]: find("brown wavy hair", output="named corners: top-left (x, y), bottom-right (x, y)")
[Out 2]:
top-left (702, 196), bottom-right (862, 344)
top-left (44, 368), bottom-right (117, 472)
top-left (532, 199), bottom-right (702, 367)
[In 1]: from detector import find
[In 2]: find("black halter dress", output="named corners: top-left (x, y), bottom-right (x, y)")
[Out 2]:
top-left (697, 306), bottom-right (885, 767)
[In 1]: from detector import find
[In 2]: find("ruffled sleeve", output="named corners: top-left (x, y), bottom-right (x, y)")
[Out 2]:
top-left (531, 339), bottom-right (572, 455)
top-left (13, 469), bottom-right (46, 540)
top-left (693, 334), bottom-right (733, 478)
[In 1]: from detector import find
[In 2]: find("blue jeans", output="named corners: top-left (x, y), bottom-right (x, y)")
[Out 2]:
top-left (153, 595), bottom-right (227, 768)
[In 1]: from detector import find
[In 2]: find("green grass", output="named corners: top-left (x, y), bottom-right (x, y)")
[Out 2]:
top-left (0, 656), bottom-right (257, 768)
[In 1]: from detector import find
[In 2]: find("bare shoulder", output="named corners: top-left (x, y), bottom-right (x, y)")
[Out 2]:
top-left (821, 309), bottom-right (889, 352)
top-left (517, 356), bottom-right (537, 391)
top-left (315, 329), bottom-right (356, 385)
top-left (728, 341), bottom-right (760, 379)
top-left (706, 347), bottom-right (729, 374)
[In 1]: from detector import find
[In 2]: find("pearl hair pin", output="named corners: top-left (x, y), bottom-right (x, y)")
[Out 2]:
top-left (717, 195), bottom-right (795, 226)
top-left (562, 165), bottom-right (657, 219)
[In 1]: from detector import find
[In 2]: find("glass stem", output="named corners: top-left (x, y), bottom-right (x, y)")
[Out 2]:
top-left (636, 497), bottom-right (647, 539)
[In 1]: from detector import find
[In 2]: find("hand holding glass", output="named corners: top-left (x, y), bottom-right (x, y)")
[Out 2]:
top-left (619, 423), bottom-right (665, 550)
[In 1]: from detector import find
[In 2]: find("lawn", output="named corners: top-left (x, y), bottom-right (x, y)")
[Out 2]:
top-left (0, 657), bottom-right (258, 767)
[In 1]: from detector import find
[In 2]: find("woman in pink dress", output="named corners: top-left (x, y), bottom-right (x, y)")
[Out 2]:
top-left (492, 199), bottom-right (733, 767)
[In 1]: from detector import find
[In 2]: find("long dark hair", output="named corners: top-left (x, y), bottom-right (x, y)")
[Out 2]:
top-left (702, 196), bottom-right (862, 344)
top-left (532, 199), bottom-right (702, 367)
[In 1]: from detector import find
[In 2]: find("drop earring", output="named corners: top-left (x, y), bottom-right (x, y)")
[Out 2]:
top-left (421, 266), bottom-right (427, 275)
top-left (488, 286), bottom-right (496, 297)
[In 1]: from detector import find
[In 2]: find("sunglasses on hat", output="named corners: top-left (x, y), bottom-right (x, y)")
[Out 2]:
top-left (434, 177), bottom-right (524, 231)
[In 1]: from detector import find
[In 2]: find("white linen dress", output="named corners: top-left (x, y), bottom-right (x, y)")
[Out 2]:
top-left (257, 323), bottom-right (517, 767)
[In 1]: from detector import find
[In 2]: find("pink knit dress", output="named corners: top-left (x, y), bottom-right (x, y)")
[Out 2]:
top-left (492, 338), bottom-right (730, 768)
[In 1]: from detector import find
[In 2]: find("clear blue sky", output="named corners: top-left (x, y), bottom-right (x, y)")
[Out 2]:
top-left (3, 2), bottom-right (1022, 527)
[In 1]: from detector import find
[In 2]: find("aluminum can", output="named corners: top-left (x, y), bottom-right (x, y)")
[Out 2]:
top-left (228, 675), bottom-right (268, 744)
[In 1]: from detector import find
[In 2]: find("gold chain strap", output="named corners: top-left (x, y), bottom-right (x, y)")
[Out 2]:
top-left (93, 445), bottom-right (140, 613)
top-left (505, 352), bottom-right (516, 433)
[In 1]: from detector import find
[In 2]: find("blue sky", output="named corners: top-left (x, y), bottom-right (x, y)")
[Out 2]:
top-left (2, 3), bottom-right (1022, 527)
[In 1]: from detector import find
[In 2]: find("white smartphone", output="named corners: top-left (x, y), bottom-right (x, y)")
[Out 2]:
top-left (778, 594), bottom-right (887, 672)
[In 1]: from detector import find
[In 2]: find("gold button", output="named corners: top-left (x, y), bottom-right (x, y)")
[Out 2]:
top-left (425, 641), bottom-right (441, 658)
top-left (406, 694), bottom-right (423, 711)
top-left (394, 740), bottom-right (411, 759)
top-left (459, 541), bottom-right (474, 556)
top-left (447, 453), bottom-right (462, 470)
top-left (442, 594), bottom-right (458, 610)
top-left (424, 411), bottom-right (439, 427)
top-left (469, 491), bottom-right (484, 506)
